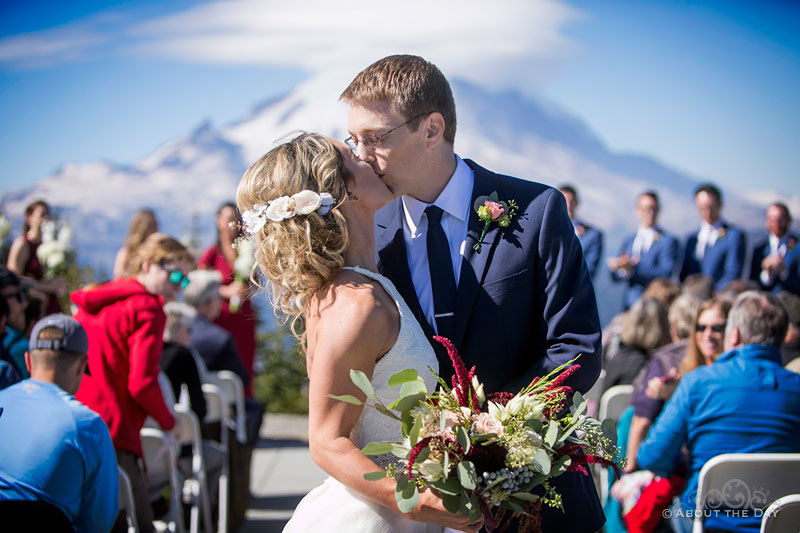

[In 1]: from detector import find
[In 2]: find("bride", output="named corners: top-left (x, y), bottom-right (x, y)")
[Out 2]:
top-left (236, 133), bottom-right (482, 532)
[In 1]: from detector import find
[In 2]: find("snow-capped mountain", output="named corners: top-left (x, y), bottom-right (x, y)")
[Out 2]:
top-left (0, 73), bottom-right (783, 321)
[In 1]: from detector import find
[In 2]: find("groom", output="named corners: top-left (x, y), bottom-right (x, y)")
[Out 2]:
top-left (341, 55), bottom-right (604, 532)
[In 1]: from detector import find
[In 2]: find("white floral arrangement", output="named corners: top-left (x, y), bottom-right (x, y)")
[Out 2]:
top-left (36, 220), bottom-right (72, 279)
top-left (229, 236), bottom-right (256, 313)
top-left (242, 190), bottom-right (335, 235)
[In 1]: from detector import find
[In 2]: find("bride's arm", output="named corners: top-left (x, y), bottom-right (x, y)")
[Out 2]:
top-left (306, 284), bottom-right (481, 532)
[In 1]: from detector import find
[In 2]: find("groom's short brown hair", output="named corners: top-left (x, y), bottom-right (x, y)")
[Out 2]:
top-left (340, 54), bottom-right (457, 144)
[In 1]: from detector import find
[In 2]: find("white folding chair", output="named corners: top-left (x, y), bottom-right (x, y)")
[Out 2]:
top-left (140, 428), bottom-right (185, 533)
top-left (693, 453), bottom-right (800, 533)
top-left (202, 382), bottom-right (230, 533)
top-left (583, 369), bottom-right (606, 418)
top-left (118, 466), bottom-right (139, 533)
top-left (597, 384), bottom-right (633, 505)
top-left (761, 493), bottom-right (800, 533)
top-left (187, 350), bottom-right (247, 445)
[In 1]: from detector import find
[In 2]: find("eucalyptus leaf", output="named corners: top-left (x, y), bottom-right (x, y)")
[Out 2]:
top-left (545, 420), bottom-right (560, 447)
top-left (468, 495), bottom-right (483, 522)
top-left (511, 491), bottom-right (540, 501)
top-left (552, 455), bottom-right (572, 476)
top-left (519, 473), bottom-right (546, 492)
top-left (327, 394), bottom-right (363, 405)
top-left (409, 415), bottom-right (422, 446)
top-left (364, 471), bottom-right (387, 481)
top-left (361, 442), bottom-right (394, 456)
top-left (457, 426), bottom-right (471, 454)
top-left (533, 449), bottom-right (551, 475)
top-left (350, 370), bottom-right (376, 400)
top-left (395, 484), bottom-right (419, 513)
top-left (525, 419), bottom-right (543, 433)
top-left (442, 493), bottom-right (461, 513)
top-left (602, 419), bottom-right (617, 442)
top-left (502, 498), bottom-right (525, 513)
top-left (388, 368), bottom-right (419, 387)
top-left (457, 461), bottom-right (477, 490)
top-left (388, 392), bottom-right (427, 412)
top-left (432, 477), bottom-right (462, 496)
top-left (399, 380), bottom-right (428, 396)
top-left (412, 447), bottom-right (430, 465)
top-left (391, 444), bottom-right (410, 458)
top-left (572, 390), bottom-right (585, 408)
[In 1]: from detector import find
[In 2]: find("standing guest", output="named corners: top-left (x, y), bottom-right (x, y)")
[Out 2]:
top-left (0, 267), bottom-right (29, 378)
top-left (679, 183), bottom-right (746, 292)
top-left (113, 209), bottom-right (159, 279)
top-left (777, 291), bottom-right (800, 366)
top-left (638, 291), bottom-right (800, 533)
top-left (72, 233), bottom-right (192, 533)
top-left (161, 301), bottom-right (206, 421)
top-left (603, 297), bottom-right (671, 393)
top-left (559, 184), bottom-right (603, 279)
top-left (750, 203), bottom-right (799, 295)
top-left (608, 191), bottom-right (679, 310)
top-left (0, 314), bottom-right (118, 532)
top-left (197, 203), bottom-right (256, 396)
top-left (343, 55), bottom-right (603, 531)
top-left (6, 200), bottom-right (66, 314)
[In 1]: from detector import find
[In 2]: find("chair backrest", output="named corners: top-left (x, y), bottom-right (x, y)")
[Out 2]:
top-left (582, 369), bottom-right (606, 418)
top-left (693, 453), bottom-right (800, 533)
top-left (140, 428), bottom-right (185, 533)
top-left (761, 494), bottom-right (800, 533)
top-left (0, 500), bottom-right (74, 532)
top-left (118, 466), bottom-right (139, 533)
top-left (598, 384), bottom-right (633, 424)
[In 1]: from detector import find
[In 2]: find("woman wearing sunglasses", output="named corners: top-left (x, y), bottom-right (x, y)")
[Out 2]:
top-left (71, 232), bottom-right (193, 533)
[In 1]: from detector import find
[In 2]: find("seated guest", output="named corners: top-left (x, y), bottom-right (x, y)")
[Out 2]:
top-left (638, 291), bottom-right (800, 533)
top-left (778, 291), bottom-right (800, 366)
top-left (680, 273), bottom-right (715, 301)
top-left (161, 301), bottom-right (207, 421)
top-left (750, 203), bottom-right (799, 296)
top-left (718, 279), bottom-right (759, 303)
top-left (626, 294), bottom-right (702, 472)
top-left (184, 269), bottom-right (249, 385)
top-left (604, 297), bottom-right (670, 392)
top-left (559, 184), bottom-right (603, 279)
top-left (679, 183), bottom-right (746, 292)
top-left (608, 191), bottom-right (679, 310)
top-left (73, 233), bottom-right (192, 533)
top-left (0, 291), bottom-right (20, 389)
top-left (0, 267), bottom-right (29, 378)
top-left (0, 314), bottom-right (118, 532)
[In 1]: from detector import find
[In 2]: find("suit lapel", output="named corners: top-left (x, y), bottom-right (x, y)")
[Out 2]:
top-left (451, 161), bottom-right (501, 348)
top-left (375, 201), bottom-right (436, 341)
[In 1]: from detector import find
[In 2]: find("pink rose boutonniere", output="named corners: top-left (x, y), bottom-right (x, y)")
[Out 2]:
top-left (473, 192), bottom-right (518, 253)
top-left (717, 226), bottom-right (727, 239)
top-left (653, 231), bottom-right (661, 242)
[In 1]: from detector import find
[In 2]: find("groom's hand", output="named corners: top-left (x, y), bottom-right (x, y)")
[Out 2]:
top-left (407, 489), bottom-right (484, 532)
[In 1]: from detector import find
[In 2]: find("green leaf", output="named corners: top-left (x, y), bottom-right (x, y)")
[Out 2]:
top-left (387, 392), bottom-right (427, 412)
top-left (411, 447), bottom-right (430, 465)
top-left (364, 471), bottom-right (387, 481)
top-left (519, 473), bottom-right (547, 492)
top-left (545, 420), bottom-right (560, 447)
top-left (432, 477), bottom-right (462, 496)
top-left (409, 415), bottom-right (422, 446)
top-left (502, 498), bottom-right (526, 513)
top-left (361, 442), bottom-right (394, 455)
top-left (395, 484), bottom-right (419, 513)
top-left (327, 394), bottom-right (363, 405)
top-left (457, 461), bottom-right (477, 490)
top-left (401, 409), bottom-right (414, 436)
top-left (552, 455), bottom-right (572, 476)
top-left (525, 419), bottom-right (543, 434)
top-left (457, 426), bottom-right (471, 454)
top-left (399, 379), bottom-right (428, 397)
top-left (441, 493), bottom-right (461, 513)
top-left (350, 370), bottom-right (376, 400)
top-left (388, 368), bottom-right (418, 387)
top-left (391, 444), bottom-right (410, 458)
top-left (511, 491), bottom-right (540, 501)
top-left (602, 419), bottom-right (617, 443)
top-left (468, 495), bottom-right (483, 522)
top-left (533, 449), bottom-right (551, 475)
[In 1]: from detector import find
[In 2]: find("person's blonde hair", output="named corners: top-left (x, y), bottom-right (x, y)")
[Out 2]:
top-left (128, 233), bottom-right (193, 275)
top-left (340, 54), bottom-right (457, 144)
top-left (236, 133), bottom-right (348, 346)
top-left (121, 209), bottom-right (158, 276)
top-left (620, 297), bottom-right (670, 352)
top-left (680, 298), bottom-right (732, 374)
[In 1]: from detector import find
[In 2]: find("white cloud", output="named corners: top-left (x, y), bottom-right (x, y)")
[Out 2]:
top-left (0, 0), bottom-right (581, 91)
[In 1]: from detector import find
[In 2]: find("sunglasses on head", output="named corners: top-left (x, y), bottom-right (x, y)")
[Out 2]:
top-left (164, 267), bottom-right (190, 289)
top-left (696, 323), bottom-right (726, 334)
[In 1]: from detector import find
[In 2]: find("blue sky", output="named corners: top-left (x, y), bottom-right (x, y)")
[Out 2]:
top-left (0, 0), bottom-right (798, 197)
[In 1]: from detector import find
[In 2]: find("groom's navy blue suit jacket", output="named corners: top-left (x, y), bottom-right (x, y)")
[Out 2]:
top-left (375, 160), bottom-right (604, 532)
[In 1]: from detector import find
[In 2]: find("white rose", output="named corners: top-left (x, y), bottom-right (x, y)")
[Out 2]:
top-left (292, 190), bottom-right (322, 215)
top-left (472, 412), bottom-right (504, 436)
top-left (47, 250), bottom-right (65, 269)
top-left (57, 225), bottom-right (72, 248)
top-left (242, 204), bottom-right (268, 233)
top-left (418, 458), bottom-right (445, 481)
top-left (266, 196), bottom-right (296, 221)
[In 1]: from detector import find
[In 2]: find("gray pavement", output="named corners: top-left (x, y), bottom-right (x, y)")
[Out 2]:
top-left (239, 414), bottom-right (325, 532)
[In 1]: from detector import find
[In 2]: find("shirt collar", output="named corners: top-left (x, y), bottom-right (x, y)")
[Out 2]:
top-left (715, 344), bottom-right (783, 365)
top-left (402, 155), bottom-right (474, 234)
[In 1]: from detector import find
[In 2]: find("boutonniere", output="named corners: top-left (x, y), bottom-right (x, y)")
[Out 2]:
top-left (717, 226), bottom-right (726, 238)
top-left (653, 230), bottom-right (661, 242)
top-left (576, 224), bottom-right (586, 237)
top-left (473, 192), bottom-right (518, 253)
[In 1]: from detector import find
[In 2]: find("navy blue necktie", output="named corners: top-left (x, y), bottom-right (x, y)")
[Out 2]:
top-left (425, 205), bottom-right (457, 340)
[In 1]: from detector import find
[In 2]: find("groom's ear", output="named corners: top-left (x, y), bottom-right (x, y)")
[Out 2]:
top-left (424, 112), bottom-right (446, 148)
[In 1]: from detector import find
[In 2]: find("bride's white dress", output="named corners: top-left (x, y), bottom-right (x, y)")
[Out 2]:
top-left (283, 266), bottom-right (442, 533)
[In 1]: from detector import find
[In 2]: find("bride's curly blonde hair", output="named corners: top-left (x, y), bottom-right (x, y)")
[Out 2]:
top-left (236, 133), bottom-right (349, 346)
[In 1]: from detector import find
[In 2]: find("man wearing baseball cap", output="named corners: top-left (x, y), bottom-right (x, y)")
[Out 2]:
top-left (0, 314), bottom-right (119, 532)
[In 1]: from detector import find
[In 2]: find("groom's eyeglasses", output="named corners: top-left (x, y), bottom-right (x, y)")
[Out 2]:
top-left (344, 111), bottom-right (431, 153)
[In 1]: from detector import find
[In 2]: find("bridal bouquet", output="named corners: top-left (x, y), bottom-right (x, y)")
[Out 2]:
top-left (36, 220), bottom-right (73, 279)
top-left (331, 337), bottom-right (624, 532)
top-left (229, 236), bottom-right (255, 313)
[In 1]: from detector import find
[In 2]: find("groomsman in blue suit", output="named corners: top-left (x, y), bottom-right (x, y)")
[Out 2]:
top-left (608, 191), bottom-right (679, 309)
top-left (559, 185), bottom-right (603, 279)
top-left (750, 203), bottom-right (800, 296)
top-left (342, 55), bottom-right (604, 533)
top-left (679, 183), bottom-right (746, 292)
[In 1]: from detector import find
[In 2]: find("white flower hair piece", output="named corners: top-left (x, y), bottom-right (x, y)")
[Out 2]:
top-left (241, 190), bottom-right (335, 235)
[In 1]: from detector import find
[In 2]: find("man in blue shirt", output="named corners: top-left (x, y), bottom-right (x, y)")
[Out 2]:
top-left (0, 314), bottom-right (119, 532)
top-left (637, 291), bottom-right (800, 532)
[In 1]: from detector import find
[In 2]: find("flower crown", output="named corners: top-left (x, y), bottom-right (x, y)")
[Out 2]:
top-left (241, 190), bottom-right (335, 235)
